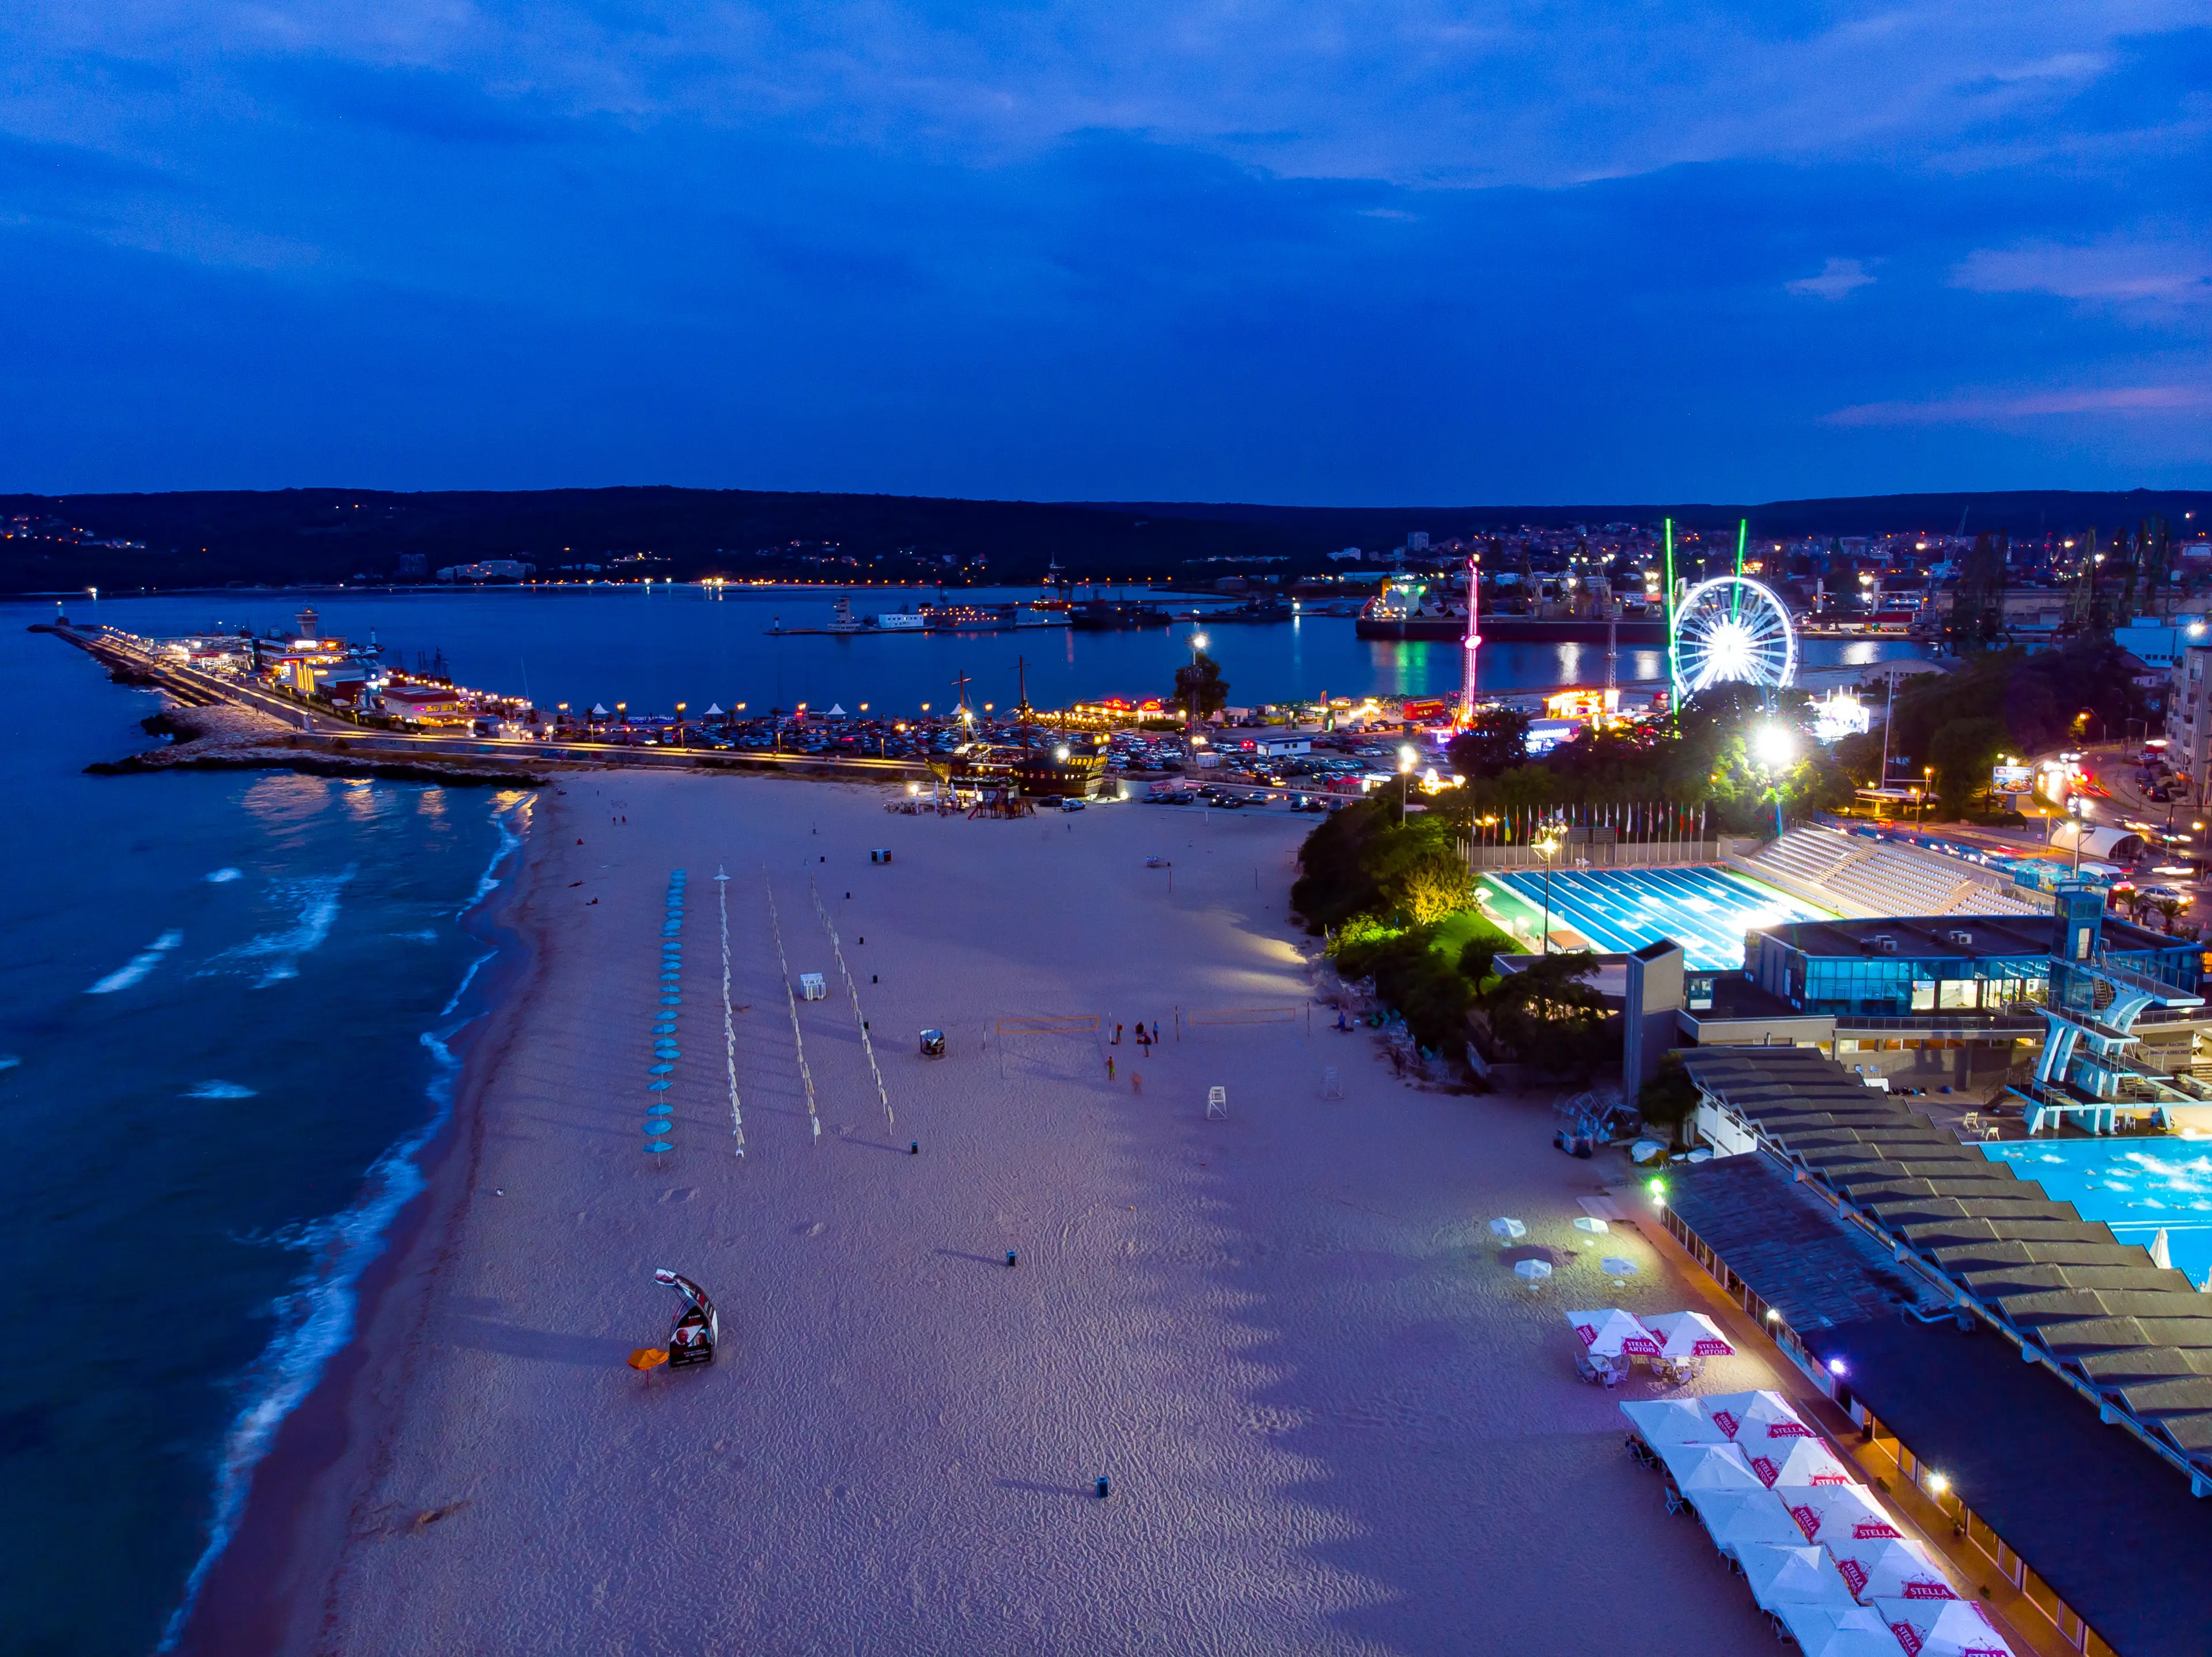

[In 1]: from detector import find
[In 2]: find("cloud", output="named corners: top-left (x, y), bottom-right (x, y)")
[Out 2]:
top-left (1951, 229), bottom-right (2212, 306)
top-left (1786, 258), bottom-right (1874, 300)
top-left (1824, 384), bottom-right (2212, 427)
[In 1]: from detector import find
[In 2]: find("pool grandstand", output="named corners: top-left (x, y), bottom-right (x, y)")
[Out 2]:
top-left (1726, 825), bottom-right (2051, 922)
top-left (1478, 866), bottom-right (1829, 969)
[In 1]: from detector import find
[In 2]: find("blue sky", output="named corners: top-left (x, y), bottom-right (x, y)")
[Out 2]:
top-left (1, 2), bottom-right (2207, 503)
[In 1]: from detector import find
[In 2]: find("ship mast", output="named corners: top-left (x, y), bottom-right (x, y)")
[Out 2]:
top-left (1457, 549), bottom-right (1483, 727)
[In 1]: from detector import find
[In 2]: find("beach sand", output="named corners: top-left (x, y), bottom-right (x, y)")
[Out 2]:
top-left (206, 775), bottom-right (1796, 1654)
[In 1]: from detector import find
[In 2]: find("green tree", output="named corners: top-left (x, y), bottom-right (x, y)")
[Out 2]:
top-left (1485, 951), bottom-right (1613, 1079)
top-left (1446, 707), bottom-right (1532, 780)
top-left (1173, 650), bottom-right (1230, 726)
top-left (1929, 716), bottom-right (2011, 813)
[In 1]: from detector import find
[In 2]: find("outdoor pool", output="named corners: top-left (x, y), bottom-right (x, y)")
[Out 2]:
top-left (1982, 1137), bottom-right (2212, 1288)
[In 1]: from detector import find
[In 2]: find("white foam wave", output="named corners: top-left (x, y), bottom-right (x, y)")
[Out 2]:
top-left (159, 1022), bottom-right (465, 1651)
top-left (0, 1055), bottom-right (18, 1073)
top-left (88, 930), bottom-right (185, 994)
top-left (199, 870), bottom-right (353, 988)
top-left (457, 797), bottom-right (529, 916)
top-left (158, 791), bottom-right (533, 1650)
top-left (185, 1081), bottom-right (258, 1100)
top-left (206, 868), bottom-right (243, 884)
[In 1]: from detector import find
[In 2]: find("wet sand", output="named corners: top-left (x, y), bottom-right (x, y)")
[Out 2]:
top-left (209, 774), bottom-right (1793, 1654)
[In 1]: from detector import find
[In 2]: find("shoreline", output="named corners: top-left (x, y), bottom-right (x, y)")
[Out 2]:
top-left (174, 791), bottom-right (549, 1654)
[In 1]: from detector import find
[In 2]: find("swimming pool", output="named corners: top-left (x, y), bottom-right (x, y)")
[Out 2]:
top-left (1982, 1138), bottom-right (2212, 1289)
top-left (1480, 864), bottom-right (1831, 970)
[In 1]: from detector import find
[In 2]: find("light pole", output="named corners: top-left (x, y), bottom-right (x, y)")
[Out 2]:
top-left (2069, 795), bottom-right (2085, 877)
top-left (1755, 725), bottom-right (1796, 839)
top-left (1535, 829), bottom-right (1562, 954)
top-left (1186, 630), bottom-right (1209, 733)
top-left (1397, 744), bottom-right (1417, 825)
top-left (1918, 765), bottom-right (1933, 828)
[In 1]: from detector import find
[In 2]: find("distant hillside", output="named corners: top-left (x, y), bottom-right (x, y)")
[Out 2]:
top-left (3, 484), bottom-right (2205, 594)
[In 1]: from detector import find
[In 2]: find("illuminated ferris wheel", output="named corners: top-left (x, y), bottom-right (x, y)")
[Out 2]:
top-left (1670, 577), bottom-right (1797, 698)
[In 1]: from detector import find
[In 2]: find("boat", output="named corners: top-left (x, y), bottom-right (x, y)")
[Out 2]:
top-left (874, 611), bottom-right (929, 631)
top-left (1069, 599), bottom-right (1177, 630)
top-left (826, 596), bottom-right (868, 634)
top-left (1014, 605), bottom-right (1071, 628)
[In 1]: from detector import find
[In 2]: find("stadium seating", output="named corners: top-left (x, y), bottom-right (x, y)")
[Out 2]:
top-left (1734, 826), bottom-right (2051, 921)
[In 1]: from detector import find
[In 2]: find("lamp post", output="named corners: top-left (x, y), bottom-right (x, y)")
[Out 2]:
top-left (1534, 829), bottom-right (1562, 954)
top-left (1755, 725), bottom-right (1796, 839)
top-left (1186, 630), bottom-right (1210, 733)
top-left (1397, 744), bottom-right (1416, 825)
top-left (2070, 795), bottom-right (2085, 877)
top-left (1919, 765), bottom-right (1933, 827)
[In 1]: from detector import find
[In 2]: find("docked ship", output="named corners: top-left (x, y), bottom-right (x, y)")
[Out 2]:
top-left (1068, 598), bottom-right (1180, 630)
top-left (770, 598), bottom-right (1070, 635)
top-left (1354, 575), bottom-right (1668, 644)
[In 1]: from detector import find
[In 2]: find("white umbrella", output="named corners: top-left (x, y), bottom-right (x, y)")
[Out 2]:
top-left (1656, 1441), bottom-right (1764, 1495)
top-left (1600, 1256), bottom-right (1639, 1279)
top-left (1752, 1436), bottom-right (1857, 1491)
top-left (1828, 1536), bottom-right (1957, 1603)
top-left (1646, 1309), bottom-right (1734, 1359)
top-left (2152, 1227), bottom-right (2173, 1269)
top-left (704, 702), bottom-right (724, 716)
top-left (1781, 1482), bottom-right (1903, 1546)
top-left (1618, 1398), bottom-right (1728, 1447)
top-left (1873, 1598), bottom-right (2018, 1657)
top-left (1513, 1258), bottom-right (1552, 1286)
top-left (1738, 1543), bottom-right (1857, 1614)
top-left (1690, 1488), bottom-right (1805, 1559)
top-left (1773, 1606), bottom-right (1903, 1657)
top-left (1701, 1389), bottom-right (1812, 1443)
top-left (1488, 1217), bottom-right (1527, 1242)
top-left (827, 703), bottom-right (847, 716)
top-left (1567, 1307), bottom-right (1661, 1359)
top-left (1573, 1215), bottom-right (1611, 1236)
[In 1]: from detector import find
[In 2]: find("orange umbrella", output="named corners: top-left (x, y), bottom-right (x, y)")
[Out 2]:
top-left (627, 1347), bottom-right (669, 1371)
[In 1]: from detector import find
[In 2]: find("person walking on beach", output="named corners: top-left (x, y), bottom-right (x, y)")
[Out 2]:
top-left (1131, 1072), bottom-right (1142, 1096)
top-left (1106, 1055), bottom-right (1116, 1081)
top-left (1113, 1022), bottom-right (1123, 1045)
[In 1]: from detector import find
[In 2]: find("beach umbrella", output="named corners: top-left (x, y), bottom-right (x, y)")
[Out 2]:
top-left (1488, 1217), bottom-right (1527, 1242)
top-left (1700, 1389), bottom-right (1813, 1443)
top-left (1738, 1543), bottom-right (1857, 1614)
top-left (1646, 1309), bottom-right (1734, 1359)
top-left (1828, 1537), bottom-right (1957, 1603)
top-left (1873, 1598), bottom-right (2018, 1657)
top-left (1782, 1482), bottom-right (1902, 1546)
top-left (1567, 1307), bottom-right (1661, 1359)
top-left (1600, 1256), bottom-right (1639, 1279)
top-left (627, 1347), bottom-right (669, 1371)
top-left (1618, 1399), bottom-right (1728, 1447)
top-left (1690, 1488), bottom-right (1806, 1559)
top-left (2152, 1228), bottom-right (2174, 1269)
top-left (1772, 1605), bottom-right (1903, 1657)
top-left (1573, 1215), bottom-right (1610, 1237)
top-left (1656, 1440), bottom-right (1764, 1496)
top-left (1753, 1435), bottom-right (1857, 1490)
top-left (1513, 1259), bottom-right (1552, 1287)
top-left (704, 703), bottom-right (724, 716)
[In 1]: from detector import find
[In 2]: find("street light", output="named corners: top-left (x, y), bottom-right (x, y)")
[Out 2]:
top-left (1754, 724), bottom-right (1795, 838)
top-left (2069, 794), bottom-right (2086, 876)
top-left (1397, 744), bottom-right (1417, 824)
top-left (1533, 828), bottom-right (1563, 953)
top-left (1919, 765), bottom-right (1933, 827)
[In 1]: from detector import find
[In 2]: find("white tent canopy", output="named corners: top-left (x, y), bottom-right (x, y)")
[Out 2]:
top-left (1691, 1488), bottom-right (1806, 1559)
top-left (1488, 1217), bottom-right (1527, 1242)
top-left (1619, 1399), bottom-right (1727, 1447)
top-left (826, 703), bottom-right (847, 715)
top-left (1646, 1309), bottom-right (1733, 1358)
top-left (1828, 1536), bottom-right (1956, 1603)
top-left (1567, 1308), bottom-right (1660, 1359)
top-left (1752, 1436), bottom-right (1857, 1490)
top-left (1781, 1482), bottom-right (1901, 1546)
top-left (1874, 1598), bottom-right (2018, 1657)
top-left (704, 703), bottom-right (724, 716)
top-left (1656, 1441), bottom-right (1764, 1496)
top-left (1775, 1606), bottom-right (1907, 1657)
top-left (1701, 1389), bottom-right (1813, 1443)
top-left (1738, 1543), bottom-right (1857, 1614)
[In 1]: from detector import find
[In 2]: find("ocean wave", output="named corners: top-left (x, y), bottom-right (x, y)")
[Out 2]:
top-left (198, 870), bottom-right (353, 988)
top-left (88, 930), bottom-right (185, 995)
top-left (0, 1054), bottom-right (18, 1074)
top-left (206, 868), bottom-right (243, 884)
top-left (158, 787), bottom-right (532, 1650)
top-left (185, 1081), bottom-right (258, 1100)
top-left (456, 797), bottom-right (530, 916)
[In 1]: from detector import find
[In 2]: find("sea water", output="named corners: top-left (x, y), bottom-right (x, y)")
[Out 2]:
top-left (55, 583), bottom-right (1925, 719)
top-left (0, 615), bottom-right (524, 1655)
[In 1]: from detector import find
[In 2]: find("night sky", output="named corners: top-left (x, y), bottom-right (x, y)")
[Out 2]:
top-left (2, 4), bottom-right (2207, 502)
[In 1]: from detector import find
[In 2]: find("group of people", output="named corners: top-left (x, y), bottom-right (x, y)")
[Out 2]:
top-left (1112, 1019), bottom-right (1162, 1051)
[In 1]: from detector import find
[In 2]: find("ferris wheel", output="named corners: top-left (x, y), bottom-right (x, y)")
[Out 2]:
top-left (1669, 577), bottom-right (1797, 699)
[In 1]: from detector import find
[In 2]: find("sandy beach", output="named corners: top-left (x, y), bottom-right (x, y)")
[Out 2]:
top-left (195, 775), bottom-right (1802, 1655)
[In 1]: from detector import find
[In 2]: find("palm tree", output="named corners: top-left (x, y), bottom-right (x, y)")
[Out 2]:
top-left (2152, 895), bottom-right (2186, 935)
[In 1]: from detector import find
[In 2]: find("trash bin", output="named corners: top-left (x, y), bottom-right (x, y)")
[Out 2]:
top-left (919, 1028), bottom-right (946, 1057)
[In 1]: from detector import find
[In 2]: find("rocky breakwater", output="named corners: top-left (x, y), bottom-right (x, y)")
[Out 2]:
top-left (87, 703), bottom-right (546, 788)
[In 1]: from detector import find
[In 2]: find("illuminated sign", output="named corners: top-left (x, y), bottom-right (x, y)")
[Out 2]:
top-left (1810, 690), bottom-right (1871, 742)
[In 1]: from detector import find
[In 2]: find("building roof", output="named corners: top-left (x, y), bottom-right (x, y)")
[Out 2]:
top-left (1672, 1150), bottom-right (2212, 1657)
top-left (1679, 1045), bottom-right (2212, 1488)
top-left (1753, 912), bottom-right (2181, 961)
